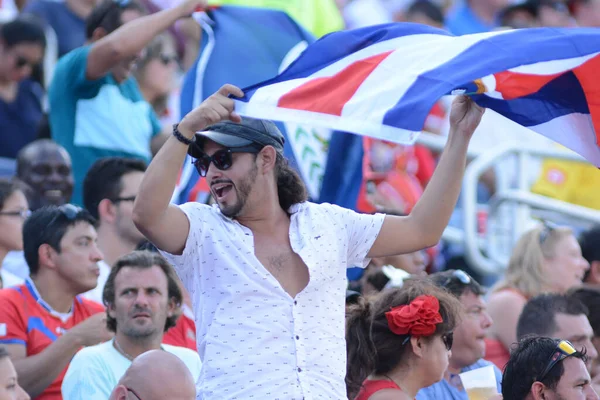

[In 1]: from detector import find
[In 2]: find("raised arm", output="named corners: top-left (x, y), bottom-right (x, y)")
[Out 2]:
top-left (368, 96), bottom-right (484, 258)
top-left (132, 84), bottom-right (244, 254)
top-left (86, 0), bottom-right (205, 80)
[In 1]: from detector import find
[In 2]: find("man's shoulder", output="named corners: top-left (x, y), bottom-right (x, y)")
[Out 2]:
top-left (74, 340), bottom-right (114, 360)
top-left (0, 284), bottom-right (27, 303)
top-left (76, 296), bottom-right (106, 313)
top-left (163, 343), bottom-right (200, 360)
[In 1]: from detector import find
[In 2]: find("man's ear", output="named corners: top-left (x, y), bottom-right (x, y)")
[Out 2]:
top-left (258, 146), bottom-right (277, 175)
top-left (531, 381), bottom-right (547, 400)
top-left (91, 27), bottom-right (108, 42)
top-left (110, 385), bottom-right (129, 400)
top-left (98, 198), bottom-right (117, 223)
top-left (38, 243), bottom-right (58, 272)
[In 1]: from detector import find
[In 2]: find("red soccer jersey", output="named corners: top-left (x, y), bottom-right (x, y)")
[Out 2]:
top-left (0, 279), bottom-right (104, 400)
top-left (162, 305), bottom-right (197, 351)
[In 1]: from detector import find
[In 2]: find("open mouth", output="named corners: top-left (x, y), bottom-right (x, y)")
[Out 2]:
top-left (212, 183), bottom-right (233, 200)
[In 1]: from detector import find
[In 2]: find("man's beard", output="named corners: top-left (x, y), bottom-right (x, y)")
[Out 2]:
top-left (220, 164), bottom-right (258, 218)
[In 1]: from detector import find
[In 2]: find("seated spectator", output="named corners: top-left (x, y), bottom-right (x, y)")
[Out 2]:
top-left (23, 0), bottom-right (96, 57)
top-left (0, 17), bottom-right (46, 159)
top-left (579, 225), bottom-right (600, 285)
top-left (346, 279), bottom-right (462, 400)
top-left (502, 336), bottom-right (597, 400)
top-left (0, 179), bottom-right (29, 288)
top-left (516, 294), bottom-right (598, 372)
top-left (48, 0), bottom-right (202, 204)
top-left (16, 139), bottom-right (74, 211)
top-left (567, 0), bottom-right (600, 27)
top-left (108, 349), bottom-right (196, 400)
top-left (132, 32), bottom-right (180, 127)
top-left (569, 285), bottom-right (600, 383)
top-left (2, 139), bottom-right (74, 280)
top-left (486, 223), bottom-right (589, 369)
top-left (0, 346), bottom-right (29, 400)
top-left (417, 270), bottom-right (501, 400)
top-left (0, 205), bottom-right (112, 399)
top-left (498, 0), bottom-right (573, 28)
top-left (61, 251), bottom-right (201, 399)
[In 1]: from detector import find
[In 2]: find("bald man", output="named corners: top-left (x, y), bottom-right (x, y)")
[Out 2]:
top-left (109, 350), bottom-right (196, 400)
top-left (16, 139), bottom-right (74, 210)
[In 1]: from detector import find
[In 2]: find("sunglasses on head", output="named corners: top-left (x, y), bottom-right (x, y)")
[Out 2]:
top-left (538, 340), bottom-right (578, 383)
top-left (49, 204), bottom-right (83, 226)
top-left (441, 270), bottom-right (472, 288)
top-left (192, 145), bottom-right (262, 177)
top-left (401, 332), bottom-right (453, 350)
top-left (539, 220), bottom-right (558, 245)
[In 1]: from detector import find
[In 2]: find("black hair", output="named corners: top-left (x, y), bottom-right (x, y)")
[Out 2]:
top-left (83, 157), bottom-right (147, 219)
top-left (85, 0), bottom-right (146, 40)
top-left (429, 269), bottom-right (486, 299)
top-left (579, 225), bottom-right (600, 281)
top-left (275, 153), bottom-right (308, 211)
top-left (516, 294), bottom-right (589, 341)
top-left (23, 205), bottom-right (97, 275)
top-left (569, 285), bottom-right (600, 337)
top-left (0, 15), bottom-right (46, 49)
top-left (102, 250), bottom-right (183, 332)
top-left (406, 0), bottom-right (445, 24)
top-left (503, 336), bottom-right (588, 400)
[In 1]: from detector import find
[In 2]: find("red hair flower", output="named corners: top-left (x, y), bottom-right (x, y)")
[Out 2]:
top-left (385, 295), bottom-right (443, 336)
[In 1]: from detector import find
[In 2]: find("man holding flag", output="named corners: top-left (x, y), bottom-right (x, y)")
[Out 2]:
top-left (132, 82), bottom-right (484, 399)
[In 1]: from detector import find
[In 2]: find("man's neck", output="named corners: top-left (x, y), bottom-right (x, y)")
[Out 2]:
top-left (467, 0), bottom-right (498, 25)
top-left (31, 273), bottom-right (76, 313)
top-left (65, 0), bottom-right (94, 20)
top-left (114, 332), bottom-right (163, 360)
top-left (236, 202), bottom-right (291, 236)
top-left (97, 225), bottom-right (138, 267)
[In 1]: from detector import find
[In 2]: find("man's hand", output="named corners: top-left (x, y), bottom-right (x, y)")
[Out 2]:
top-left (67, 313), bottom-right (114, 347)
top-left (178, 84), bottom-right (244, 139)
top-left (449, 95), bottom-right (485, 138)
top-left (177, 0), bottom-right (208, 18)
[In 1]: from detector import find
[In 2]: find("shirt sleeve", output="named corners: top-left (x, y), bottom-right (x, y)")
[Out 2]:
top-left (61, 351), bottom-right (114, 400)
top-left (0, 290), bottom-right (27, 346)
top-left (322, 203), bottom-right (385, 268)
top-left (53, 46), bottom-right (107, 99)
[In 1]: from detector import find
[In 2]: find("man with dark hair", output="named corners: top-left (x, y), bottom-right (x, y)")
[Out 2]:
top-left (569, 285), bottom-right (600, 386)
top-left (133, 79), bottom-right (484, 397)
top-left (417, 270), bottom-right (500, 400)
top-left (502, 336), bottom-right (597, 400)
top-left (517, 293), bottom-right (598, 371)
top-left (0, 205), bottom-right (112, 399)
top-left (81, 156), bottom-right (146, 303)
top-left (579, 225), bottom-right (600, 285)
top-left (48, 0), bottom-right (205, 205)
top-left (61, 250), bottom-right (200, 399)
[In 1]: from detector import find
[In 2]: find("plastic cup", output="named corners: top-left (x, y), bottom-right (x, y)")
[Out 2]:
top-left (459, 365), bottom-right (498, 400)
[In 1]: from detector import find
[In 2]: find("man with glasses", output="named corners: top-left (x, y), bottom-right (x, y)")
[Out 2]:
top-left (109, 349), bottom-right (196, 400)
top-left (417, 269), bottom-right (501, 400)
top-left (517, 294), bottom-right (599, 372)
top-left (0, 205), bottom-right (113, 399)
top-left (133, 82), bottom-right (484, 399)
top-left (48, 0), bottom-right (206, 205)
top-left (503, 336), bottom-right (598, 400)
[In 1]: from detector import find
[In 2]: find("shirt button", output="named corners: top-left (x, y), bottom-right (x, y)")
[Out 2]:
top-left (297, 367), bottom-right (302, 372)
top-left (294, 300), bottom-right (297, 305)
top-left (296, 335), bottom-right (299, 340)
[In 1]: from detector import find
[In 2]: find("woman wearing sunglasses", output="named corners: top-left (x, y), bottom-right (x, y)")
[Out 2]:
top-left (485, 223), bottom-right (590, 370)
top-left (0, 16), bottom-right (46, 159)
top-left (0, 179), bottom-right (29, 289)
top-left (346, 280), bottom-right (462, 400)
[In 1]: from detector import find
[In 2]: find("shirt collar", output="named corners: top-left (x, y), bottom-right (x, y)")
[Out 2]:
top-left (25, 278), bottom-right (74, 322)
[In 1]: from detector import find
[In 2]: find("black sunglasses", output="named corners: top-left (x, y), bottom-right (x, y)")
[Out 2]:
top-left (192, 146), bottom-right (262, 177)
top-left (127, 387), bottom-right (142, 399)
top-left (538, 340), bottom-right (578, 383)
top-left (15, 55), bottom-right (34, 69)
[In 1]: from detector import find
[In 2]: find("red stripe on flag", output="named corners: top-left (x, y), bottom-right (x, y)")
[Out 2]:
top-left (573, 55), bottom-right (600, 146)
top-left (494, 70), bottom-right (563, 100)
top-left (278, 51), bottom-right (394, 116)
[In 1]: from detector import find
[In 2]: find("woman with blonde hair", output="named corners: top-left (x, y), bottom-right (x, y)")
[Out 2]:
top-left (485, 223), bottom-right (589, 369)
top-left (346, 280), bottom-right (462, 400)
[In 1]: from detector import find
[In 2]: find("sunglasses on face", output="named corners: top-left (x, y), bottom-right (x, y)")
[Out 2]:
top-left (192, 146), bottom-right (262, 177)
top-left (538, 340), bottom-right (578, 383)
top-left (127, 387), bottom-right (142, 399)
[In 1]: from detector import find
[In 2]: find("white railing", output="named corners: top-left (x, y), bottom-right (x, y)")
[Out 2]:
top-left (416, 132), bottom-right (600, 276)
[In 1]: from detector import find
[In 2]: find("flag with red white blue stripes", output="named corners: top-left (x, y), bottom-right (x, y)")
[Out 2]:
top-left (235, 23), bottom-right (600, 166)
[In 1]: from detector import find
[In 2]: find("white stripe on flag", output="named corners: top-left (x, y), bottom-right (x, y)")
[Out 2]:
top-left (507, 51), bottom-right (600, 75)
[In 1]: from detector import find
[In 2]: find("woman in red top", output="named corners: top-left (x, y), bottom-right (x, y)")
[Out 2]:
top-left (346, 280), bottom-right (462, 400)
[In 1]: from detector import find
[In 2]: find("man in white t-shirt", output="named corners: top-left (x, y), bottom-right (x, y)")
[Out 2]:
top-left (132, 84), bottom-right (484, 399)
top-left (61, 251), bottom-right (201, 399)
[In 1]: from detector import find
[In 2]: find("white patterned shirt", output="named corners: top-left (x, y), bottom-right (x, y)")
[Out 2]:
top-left (160, 201), bottom-right (385, 400)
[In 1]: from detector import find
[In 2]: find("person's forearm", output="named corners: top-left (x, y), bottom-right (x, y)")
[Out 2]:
top-left (134, 134), bottom-right (190, 223)
top-left (408, 130), bottom-right (470, 246)
top-left (14, 333), bottom-right (82, 397)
